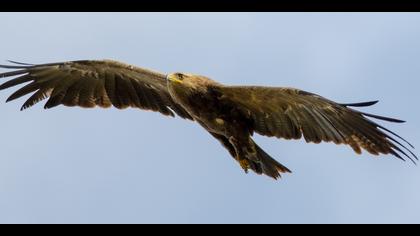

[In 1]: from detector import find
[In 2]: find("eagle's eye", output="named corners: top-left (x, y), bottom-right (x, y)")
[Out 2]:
top-left (177, 73), bottom-right (185, 80)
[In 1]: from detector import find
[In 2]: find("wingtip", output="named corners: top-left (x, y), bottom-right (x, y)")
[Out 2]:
top-left (390, 119), bottom-right (406, 123)
top-left (361, 112), bottom-right (406, 123)
top-left (0, 64), bottom-right (30, 69)
top-left (340, 100), bottom-right (379, 107)
top-left (6, 60), bottom-right (35, 66)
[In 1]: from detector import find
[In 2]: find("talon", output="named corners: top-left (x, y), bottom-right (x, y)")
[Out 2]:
top-left (239, 159), bottom-right (250, 173)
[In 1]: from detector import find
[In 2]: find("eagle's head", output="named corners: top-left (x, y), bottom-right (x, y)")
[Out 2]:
top-left (167, 72), bottom-right (219, 93)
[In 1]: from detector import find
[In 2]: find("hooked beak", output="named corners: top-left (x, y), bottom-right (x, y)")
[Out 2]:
top-left (167, 73), bottom-right (183, 84)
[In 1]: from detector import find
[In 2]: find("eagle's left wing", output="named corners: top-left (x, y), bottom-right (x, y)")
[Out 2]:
top-left (219, 86), bottom-right (417, 163)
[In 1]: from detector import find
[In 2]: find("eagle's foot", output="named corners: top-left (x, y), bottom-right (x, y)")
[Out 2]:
top-left (239, 159), bottom-right (250, 173)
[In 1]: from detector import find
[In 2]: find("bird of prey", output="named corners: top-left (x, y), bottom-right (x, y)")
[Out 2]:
top-left (0, 59), bottom-right (416, 179)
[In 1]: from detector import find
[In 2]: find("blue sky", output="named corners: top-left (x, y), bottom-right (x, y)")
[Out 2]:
top-left (0, 13), bottom-right (419, 223)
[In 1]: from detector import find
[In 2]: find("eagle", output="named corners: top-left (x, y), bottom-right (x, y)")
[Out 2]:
top-left (0, 59), bottom-right (416, 179)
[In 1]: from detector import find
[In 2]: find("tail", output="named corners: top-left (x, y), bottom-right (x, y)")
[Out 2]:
top-left (250, 140), bottom-right (292, 180)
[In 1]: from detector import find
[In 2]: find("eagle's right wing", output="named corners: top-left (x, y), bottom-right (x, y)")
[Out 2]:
top-left (0, 60), bottom-right (193, 120)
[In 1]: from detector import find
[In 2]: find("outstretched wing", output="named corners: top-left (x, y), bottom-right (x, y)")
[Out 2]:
top-left (0, 60), bottom-right (192, 119)
top-left (219, 86), bottom-right (417, 163)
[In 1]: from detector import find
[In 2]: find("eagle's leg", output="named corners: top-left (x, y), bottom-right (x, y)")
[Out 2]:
top-left (228, 136), bottom-right (257, 173)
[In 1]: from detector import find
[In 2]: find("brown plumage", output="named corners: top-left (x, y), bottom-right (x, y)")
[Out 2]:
top-left (0, 59), bottom-right (416, 180)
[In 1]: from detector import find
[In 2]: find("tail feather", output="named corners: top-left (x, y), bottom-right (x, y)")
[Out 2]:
top-left (252, 140), bottom-right (291, 180)
top-left (208, 131), bottom-right (291, 180)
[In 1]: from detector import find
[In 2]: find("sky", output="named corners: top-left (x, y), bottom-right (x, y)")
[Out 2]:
top-left (0, 13), bottom-right (419, 224)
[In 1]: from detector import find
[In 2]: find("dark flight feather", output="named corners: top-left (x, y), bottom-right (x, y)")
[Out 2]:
top-left (339, 100), bottom-right (379, 107)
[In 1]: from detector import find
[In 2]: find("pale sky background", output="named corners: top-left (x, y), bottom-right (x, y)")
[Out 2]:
top-left (0, 13), bottom-right (419, 224)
